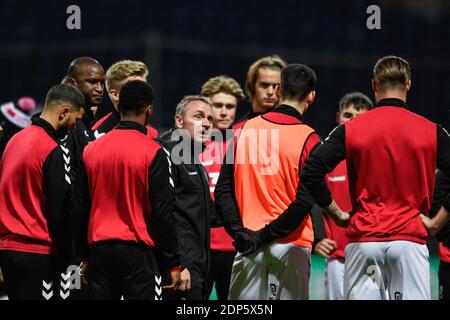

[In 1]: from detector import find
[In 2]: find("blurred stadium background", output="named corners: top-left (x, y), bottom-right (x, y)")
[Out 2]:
top-left (1, 0), bottom-right (448, 299)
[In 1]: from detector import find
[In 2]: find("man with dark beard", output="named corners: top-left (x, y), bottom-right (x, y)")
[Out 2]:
top-left (66, 57), bottom-right (105, 125)
top-left (62, 57), bottom-right (105, 299)
top-left (63, 57), bottom-right (105, 181)
top-left (0, 84), bottom-right (84, 300)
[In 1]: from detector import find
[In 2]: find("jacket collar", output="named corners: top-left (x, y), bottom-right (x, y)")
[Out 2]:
top-left (116, 121), bottom-right (147, 135)
top-left (271, 104), bottom-right (304, 122)
top-left (375, 98), bottom-right (407, 109)
top-left (32, 117), bottom-right (64, 142)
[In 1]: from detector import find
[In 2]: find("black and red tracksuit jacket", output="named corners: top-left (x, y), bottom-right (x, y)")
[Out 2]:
top-left (73, 121), bottom-right (179, 269)
top-left (301, 98), bottom-right (450, 244)
top-left (0, 118), bottom-right (72, 255)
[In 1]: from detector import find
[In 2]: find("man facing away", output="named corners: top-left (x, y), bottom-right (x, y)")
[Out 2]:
top-left (301, 55), bottom-right (450, 300)
top-left (74, 80), bottom-right (180, 299)
top-left (215, 64), bottom-right (323, 300)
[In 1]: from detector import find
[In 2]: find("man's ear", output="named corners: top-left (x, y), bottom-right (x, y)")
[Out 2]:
top-left (148, 105), bottom-right (153, 118)
top-left (67, 77), bottom-right (77, 86)
top-left (371, 79), bottom-right (378, 93)
top-left (336, 112), bottom-right (341, 124)
top-left (306, 90), bottom-right (316, 105)
top-left (275, 85), bottom-right (281, 100)
top-left (405, 79), bottom-right (411, 92)
top-left (109, 89), bottom-right (119, 104)
top-left (59, 105), bottom-right (70, 121)
top-left (175, 114), bottom-right (183, 129)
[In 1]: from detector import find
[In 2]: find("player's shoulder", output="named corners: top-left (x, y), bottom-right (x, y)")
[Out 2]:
top-left (91, 112), bottom-right (112, 131)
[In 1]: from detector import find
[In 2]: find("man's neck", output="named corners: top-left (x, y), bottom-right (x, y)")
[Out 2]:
top-left (120, 114), bottom-right (147, 126)
top-left (376, 90), bottom-right (407, 103)
top-left (279, 99), bottom-right (307, 115)
top-left (39, 112), bottom-right (59, 132)
top-left (252, 103), bottom-right (267, 114)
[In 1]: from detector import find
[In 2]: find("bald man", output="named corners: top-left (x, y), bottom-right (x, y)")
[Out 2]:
top-left (62, 58), bottom-right (105, 299)
top-left (62, 57), bottom-right (105, 178)
top-left (66, 57), bottom-right (105, 124)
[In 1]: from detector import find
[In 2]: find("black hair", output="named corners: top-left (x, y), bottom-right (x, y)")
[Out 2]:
top-left (44, 84), bottom-right (85, 110)
top-left (118, 80), bottom-right (154, 116)
top-left (280, 64), bottom-right (317, 102)
top-left (339, 92), bottom-right (373, 111)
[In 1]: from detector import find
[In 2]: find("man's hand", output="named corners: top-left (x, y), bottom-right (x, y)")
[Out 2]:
top-left (163, 269), bottom-right (181, 291)
top-left (232, 228), bottom-right (263, 256)
top-left (420, 214), bottom-right (437, 236)
top-left (178, 268), bottom-right (191, 291)
top-left (420, 206), bottom-right (450, 236)
top-left (325, 200), bottom-right (350, 227)
top-left (443, 237), bottom-right (450, 249)
top-left (314, 238), bottom-right (337, 258)
top-left (80, 260), bottom-right (88, 285)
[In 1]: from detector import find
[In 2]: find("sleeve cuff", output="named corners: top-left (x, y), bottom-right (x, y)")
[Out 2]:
top-left (317, 194), bottom-right (333, 209)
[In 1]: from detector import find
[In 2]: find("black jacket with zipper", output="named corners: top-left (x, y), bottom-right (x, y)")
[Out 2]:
top-left (157, 129), bottom-right (215, 292)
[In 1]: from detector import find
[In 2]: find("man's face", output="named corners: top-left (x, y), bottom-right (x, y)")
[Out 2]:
top-left (176, 101), bottom-right (213, 144)
top-left (337, 104), bottom-right (369, 124)
top-left (71, 64), bottom-right (105, 110)
top-left (253, 68), bottom-right (281, 113)
top-left (59, 106), bottom-right (84, 136)
top-left (210, 93), bottom-right (238, 130)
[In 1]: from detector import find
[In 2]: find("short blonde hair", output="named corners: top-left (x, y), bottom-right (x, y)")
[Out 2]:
top-left (246, 55), bottom-right (286, 102)
top-left (201, 75), bottom-right (245, 102)
top-left (373, 55), bottom-right (411, 91)
top-left (106, 60), bottom-right (148, 92)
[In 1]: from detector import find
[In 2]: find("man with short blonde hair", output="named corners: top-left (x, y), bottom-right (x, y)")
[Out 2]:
top-left (200, 75), bottom-right (245, 299)
top-left (105, 60), bottom-right (148, 100)
top-left (92, 60), bottom-right (157, 138)
top-left (201, 75), bottom-right (245, 131)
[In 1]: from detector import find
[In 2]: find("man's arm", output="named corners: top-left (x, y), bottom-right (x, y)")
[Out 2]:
top-left (436, 125), bottom-right (450, 212)
top-left (149, 148), bottom-right (181, 271)
top-left (418, 126), bottom-right (450, 238)
top-left (72, 153), bottom-right (91, 261)
top-left (214, 143), bottom-right (244, 238)
top-left (232, 130), bottom-right (349, 256)
top-left (42, 145), bottom-right (73, 258)
top-left (258, 128), bottom-right (349, 241)
top-left (302, 125), bottom-right (347, 207)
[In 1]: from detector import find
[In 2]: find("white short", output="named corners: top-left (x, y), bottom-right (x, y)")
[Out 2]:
top-left (228, 242), bottom-right (310, 300)
top-left (325, 258), bottom-right (345, 300)
top-left (344, 241), bottom-right (430, 300)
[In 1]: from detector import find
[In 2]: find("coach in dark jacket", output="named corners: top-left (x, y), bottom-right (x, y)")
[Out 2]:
top-left (158, 95), bottom-right (216, 300)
